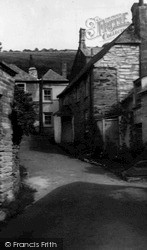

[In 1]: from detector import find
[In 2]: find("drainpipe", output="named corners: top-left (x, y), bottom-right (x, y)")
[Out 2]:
top-left (116, 71), bottom-right (121, 149)
top-left (39, 78), bottom-right (43, 134)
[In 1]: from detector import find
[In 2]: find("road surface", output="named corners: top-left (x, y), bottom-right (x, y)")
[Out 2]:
top-left (0, 136), bottom-right (147, 250)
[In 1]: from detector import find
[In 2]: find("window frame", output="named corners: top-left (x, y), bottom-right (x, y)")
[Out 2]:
top-left (43, 88), bottom-right (52, 102)
top-left (134, 81), bottom-right (141, 108)
top-left (43, 112), bottom-right (53, 127)
top-left (16, 83), bottom-right (26, 92)
top-left (84, 110), bottom-right (89, 133)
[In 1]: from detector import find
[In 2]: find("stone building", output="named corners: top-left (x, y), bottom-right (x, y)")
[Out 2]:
top-left (121, 75), bottom-right (147, 149)
top-left (69, 28), bottom-right (102, 81)
top-left (0, 62), bottom-right (20, 209)
top-left (56, 0), bottom-right (147, 152)
top-left (8, 62), bottom-right (68, 140)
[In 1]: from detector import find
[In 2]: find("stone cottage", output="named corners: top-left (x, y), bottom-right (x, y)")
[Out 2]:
top-left (0, 62), bottom-right (20, 210)
top-left (56, 0), bottom-right (147, 153)
top-left (120, 75), bottom-right (147, 150)
top-left (69, 28), bottom-right (102, 81)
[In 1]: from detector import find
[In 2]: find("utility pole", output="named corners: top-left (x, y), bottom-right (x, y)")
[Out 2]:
top-left (39, 78), bottom-right (43, 134)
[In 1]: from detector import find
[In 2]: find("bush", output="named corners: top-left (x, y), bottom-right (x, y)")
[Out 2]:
top-left (10, 86), bottom-right (36, 145)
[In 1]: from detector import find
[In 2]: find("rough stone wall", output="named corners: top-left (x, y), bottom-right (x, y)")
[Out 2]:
top-left (131, 3), bottom-right (147, 76)
top-left (141, 95), bottom-right (147, 144)
top-left (59, 45), bottom-right (140, 149)
top-left (93, 67), bottom-right (117, 118)
top-left (94, 44), bottom-right (140, 101)
top-left (60, 75), bottom-right (91, 144)
top-left (0, 69), bottom-right (20, 205)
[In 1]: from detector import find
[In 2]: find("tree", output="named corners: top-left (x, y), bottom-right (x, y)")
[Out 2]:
top-left (0, 42), bottom-right (2, 51)
top-left (10, 86), bottom-right (36, 145)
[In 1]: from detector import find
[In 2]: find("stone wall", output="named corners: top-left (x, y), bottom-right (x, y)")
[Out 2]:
top-left (131, 3), bottom-right (147, 76)
top-left (94, 44), bottom-right (140, 101)
top-left (59, 45), bottom-right (140, 151)
top-left (60, 74), bottom-right (91, 145)
top-left (141, 94), bottom-right (147, 144)
top-left (93, 67), bottom-right (117, 117)
top-left (0, 69), bottom-right (20, 206)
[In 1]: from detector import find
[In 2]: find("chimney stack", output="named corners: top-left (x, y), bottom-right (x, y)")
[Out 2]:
top-left (139, 0), bottom-right (144, 6)
top-left (28, 55), bottom-right (38, 79)
top-left (131, 0), bottom-right (147, 77)
top-left (79, 28), bottom-right (86, 49)
top-left (62, 62), bottom-right (67, 79)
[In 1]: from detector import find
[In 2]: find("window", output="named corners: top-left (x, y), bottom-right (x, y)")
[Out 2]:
top-left (84, 78), bottom-right (89, 98)
top-left (134, 81), bottom-right (141, 108)
top-left (134, 123), bottom-right (142, 148)
top-left (16, 83), bottom-right (26, 92)
top-left (44, 112), bottom-right (52, 126)
top-left (76, 86), bottom-right (80, 102)
top-left (43, 88), bottom-right (52, 102)
top-left (84, 110), bottom-right (89, 122)
top-left (84, 110), bottom-right (89, 133)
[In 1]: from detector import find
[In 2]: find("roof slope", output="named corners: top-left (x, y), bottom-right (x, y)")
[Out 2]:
top-left (43, 69), bottom-right (68, 82)
top-left (81, 47), bottom-right (102, 57)
top-left (8, 64), bottom-right (37, 81)
top-left (58, 24), bottom-right (140, 97)
top-left (0, 61), bottom-right (17, 76)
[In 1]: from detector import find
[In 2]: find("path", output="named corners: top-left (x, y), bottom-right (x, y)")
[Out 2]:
top-left (0, 136), bottom-right (147, 250)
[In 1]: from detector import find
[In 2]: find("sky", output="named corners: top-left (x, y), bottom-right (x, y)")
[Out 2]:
top-left (0, 0), bottom-right (144, 51)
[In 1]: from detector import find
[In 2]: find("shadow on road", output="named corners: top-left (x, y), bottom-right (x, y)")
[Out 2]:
top-left (23, 135), bottom-right (72, 157)
top-left (0, 182), bottom-right (147, 250)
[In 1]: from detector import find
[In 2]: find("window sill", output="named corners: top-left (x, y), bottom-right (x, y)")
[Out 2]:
top-left (43, 101), bottom-right (53, 104)
top-left (133, 104), bottom-right (141, 110)
top-left (44, 125), bottom-right (53, 128)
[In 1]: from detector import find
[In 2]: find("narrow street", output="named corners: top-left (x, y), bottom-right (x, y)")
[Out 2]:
top-left (0, 136), bottom-right (147, 250)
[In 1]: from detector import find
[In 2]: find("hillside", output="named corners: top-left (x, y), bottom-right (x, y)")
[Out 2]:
top-left (0, 50), bottom-right (77, 79)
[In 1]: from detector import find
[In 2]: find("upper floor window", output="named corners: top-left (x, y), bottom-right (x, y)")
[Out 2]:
top-left (134, 81), bottom-right (141, 108)
top-left (16, 83), bottom-right (26, 92)
top-left (43, 88), bottom-right (52, 102)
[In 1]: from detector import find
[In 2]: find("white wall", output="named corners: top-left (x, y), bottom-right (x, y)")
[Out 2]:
top-left (54, 116), bottom-right (61, 143)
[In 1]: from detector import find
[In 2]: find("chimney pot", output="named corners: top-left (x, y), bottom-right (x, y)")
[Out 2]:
top-left (28, 55), bottom-right (38, 79)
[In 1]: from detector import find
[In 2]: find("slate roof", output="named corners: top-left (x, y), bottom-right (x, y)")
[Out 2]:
top-left (0, 61), bottom-right (17, 76)
top-left (8, 64), bottom-right (37, 81)
top-left (42, 69), bottom-right (68, 82)
top-left (81, 47), bottom-right (102, 57)
top-left (58, 24), bottom-right (141, 98)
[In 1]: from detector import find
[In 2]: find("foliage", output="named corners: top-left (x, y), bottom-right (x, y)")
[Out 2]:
top-left (0, 42), bottom-right (2, 51)
top-left (10, 86), bottom-right (36, 145)
top-left (1, 182), bottom-right (36, 222)
top-left (119, 108), bottom-right (132, 142)
top-left (119, 106), bottom-right (144, 156)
